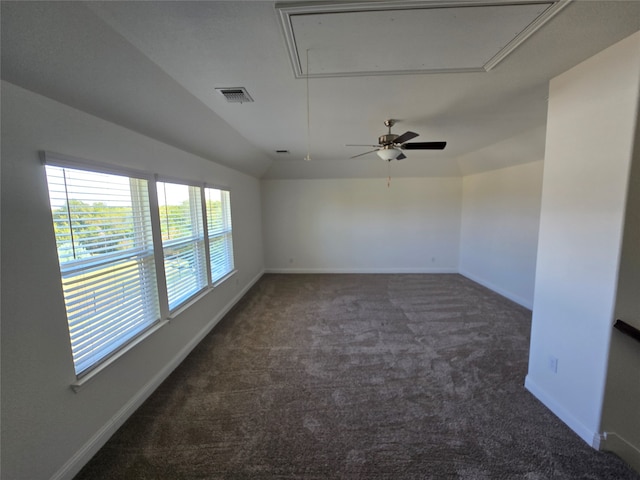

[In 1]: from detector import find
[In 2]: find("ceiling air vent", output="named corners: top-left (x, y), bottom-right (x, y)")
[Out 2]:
top-left (216, 87), bottom-right (254, 103)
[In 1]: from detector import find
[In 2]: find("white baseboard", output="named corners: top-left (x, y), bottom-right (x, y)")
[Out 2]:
top-left (524, 375), bottom-right (600, 448)
top-left (52, 270), bottom-right (265, 480)
top-left (601, 432), bottom-right (640, 472)
top-left (459, 269), bottom-right (533, 309)
top-left (265, 269), bottom-right (533, 312)
top-left (264, 267), bottom-right (458, 274)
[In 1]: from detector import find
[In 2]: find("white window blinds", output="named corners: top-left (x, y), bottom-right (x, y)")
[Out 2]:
top-left (157, 181), bottom-right (208, 310)
top-left (44, 153), bottom-right (237, 377)
top-left (205, 187), bottom-right (235, 283)
top-left (45, 165), bottom-right (160, 376)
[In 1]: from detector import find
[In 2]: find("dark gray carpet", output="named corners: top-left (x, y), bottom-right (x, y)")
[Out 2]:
top-left (75, 274), bottom-right (640, 479)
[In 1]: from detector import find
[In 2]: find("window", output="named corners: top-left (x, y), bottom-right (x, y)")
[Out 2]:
top-left (205, 187), bottom-right (234, 283)
top-left (157, 181), bottom-right (208, 310)
top-left (45, 164), bottom-right (160, 376)
top-left (44, 153), bottom-right (237, 377)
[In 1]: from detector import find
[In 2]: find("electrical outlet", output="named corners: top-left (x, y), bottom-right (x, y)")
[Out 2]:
top-left (548, 355), bottom-right (558, 374)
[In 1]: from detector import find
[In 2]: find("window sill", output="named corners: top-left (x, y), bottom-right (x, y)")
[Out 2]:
top-left (71, 319), bottom-right (170, 393)
top-left (168, 269), bottom-right (237, 319)
top-left (213, 269), bottom-right (238, 288)
top-left (71, 269), bottom-right (237, 392)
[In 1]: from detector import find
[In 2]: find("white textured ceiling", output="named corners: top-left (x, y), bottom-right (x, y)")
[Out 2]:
top-left (2, 1), bottom-right (639, 179)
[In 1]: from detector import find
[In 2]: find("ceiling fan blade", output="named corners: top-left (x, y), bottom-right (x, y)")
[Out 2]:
top-left (396, 153), bottom-right (407, 160)
top-left (402, 141), bottom-right (447, 150)
top-left (349, 149), bottom-right (379, 159)
top-left (346, 144), bottom-right (379, 148)
top-left (393, 131), bottom-right (419, 144)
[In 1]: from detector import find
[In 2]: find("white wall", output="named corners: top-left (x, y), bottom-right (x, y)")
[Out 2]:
top-left (525, 32), bottom-right (640, 448)
top-left (459, 161), bottom-right (543, 308)
top-left (0, 81), bottom-right (264, 480)
top-left (262, 177), bottom-right (461, 273)
top-left (600, 77), bottom-right (640, 470)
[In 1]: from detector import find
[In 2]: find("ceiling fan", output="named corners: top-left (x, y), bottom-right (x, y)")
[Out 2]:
top-left (347, 119), bottom-right (446, 161)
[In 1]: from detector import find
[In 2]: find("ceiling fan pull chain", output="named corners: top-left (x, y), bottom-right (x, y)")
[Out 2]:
top-left (387, 161), bottom-right (391, 188)
top-left (304, 48), bottom-right (312, 161)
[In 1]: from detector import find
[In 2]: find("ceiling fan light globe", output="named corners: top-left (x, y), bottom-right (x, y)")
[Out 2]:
top-left (376, 147), bottom-right (401, 161)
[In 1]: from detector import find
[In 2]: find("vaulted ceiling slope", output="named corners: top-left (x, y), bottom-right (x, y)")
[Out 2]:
top-left (2, 1), bottom-right (639, 179)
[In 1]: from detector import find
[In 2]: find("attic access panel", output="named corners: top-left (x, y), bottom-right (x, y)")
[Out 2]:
top-left (276, 0), bottom-right (570, 78)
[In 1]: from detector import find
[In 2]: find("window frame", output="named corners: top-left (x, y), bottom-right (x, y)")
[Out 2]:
top-left (205, 185), bottom-right (235, 285)
top-left (42, 152), bottom-right (237, 383)
top-left (156, 178), bottom-right (209, 312)
top-left (43, 152), bottom-right (164, 378)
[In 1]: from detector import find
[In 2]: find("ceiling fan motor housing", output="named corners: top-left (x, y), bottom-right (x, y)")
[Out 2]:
top-left (379, 133), bottom-right (398, 145)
